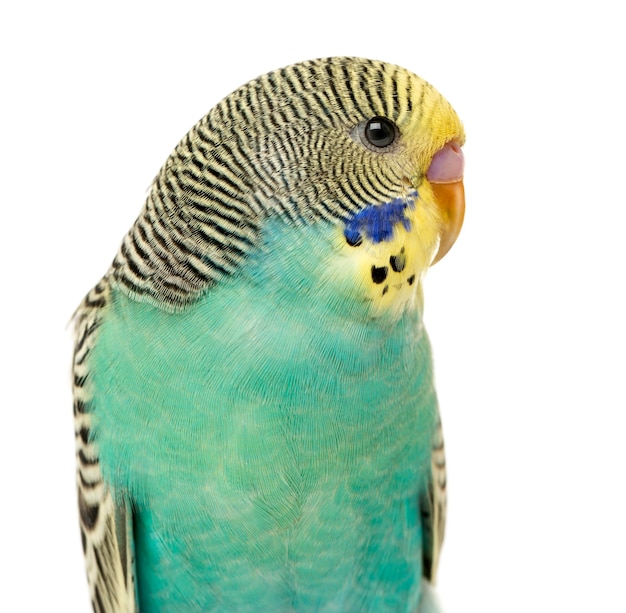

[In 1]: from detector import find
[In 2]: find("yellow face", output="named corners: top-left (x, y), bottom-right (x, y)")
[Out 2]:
top-left (318, 65), bottom-right (465, 319)
top-left (322, 181), bottom-right (442, 319)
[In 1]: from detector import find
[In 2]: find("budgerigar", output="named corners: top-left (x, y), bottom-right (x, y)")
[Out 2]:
top-left (72, 57), bottom-right (465, 612)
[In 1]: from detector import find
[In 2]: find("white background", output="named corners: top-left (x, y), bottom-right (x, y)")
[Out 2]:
top-left (2, 1), bottom-right (625, 611)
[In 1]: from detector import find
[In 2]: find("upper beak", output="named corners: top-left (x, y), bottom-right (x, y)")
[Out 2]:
top-left (427, 142), bottom-right (465, 265)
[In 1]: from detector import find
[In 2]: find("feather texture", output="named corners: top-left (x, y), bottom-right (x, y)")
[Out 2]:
top-left (73, 282), bottom-right (136, 612)
top-left (72, 56), bottom-right (464, 612)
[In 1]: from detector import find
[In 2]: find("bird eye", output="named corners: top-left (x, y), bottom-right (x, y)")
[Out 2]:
top-left (364, 116), bottom-right (396, 149)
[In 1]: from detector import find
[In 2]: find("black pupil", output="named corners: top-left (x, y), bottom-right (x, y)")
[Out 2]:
top-left (365, 117), bottom-right (395, 147)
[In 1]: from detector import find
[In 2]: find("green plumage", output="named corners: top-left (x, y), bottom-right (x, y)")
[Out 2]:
top-left (72, 57), bottom-right (464, 612)
top-left (93, 221), bottom-right (436, 610)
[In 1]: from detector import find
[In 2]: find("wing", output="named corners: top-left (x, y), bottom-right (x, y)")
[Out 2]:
top-left (73, 279), bottom-right (137, 613)
top-left (420, 417), bottom-right (447, 583)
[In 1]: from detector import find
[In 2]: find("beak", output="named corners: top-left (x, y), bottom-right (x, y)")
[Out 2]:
top-left (427, 142), bottom-right (465, 265)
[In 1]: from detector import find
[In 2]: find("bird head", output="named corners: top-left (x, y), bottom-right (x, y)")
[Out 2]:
top-left (136, 57), bottom-right (464, 316)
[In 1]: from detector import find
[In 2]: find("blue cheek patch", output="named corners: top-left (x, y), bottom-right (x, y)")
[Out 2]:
top-left (343, 192), bottom-right (418, 245)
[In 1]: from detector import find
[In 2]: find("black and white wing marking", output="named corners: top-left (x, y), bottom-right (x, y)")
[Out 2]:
top-left (73, 280), bottom-right (137, 613)
top-left (420, 418), bottom-right (447, 583)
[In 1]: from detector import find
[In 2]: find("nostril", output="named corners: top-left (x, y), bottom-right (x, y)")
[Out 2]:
top-left (427, 142), bottom-right (464, 183)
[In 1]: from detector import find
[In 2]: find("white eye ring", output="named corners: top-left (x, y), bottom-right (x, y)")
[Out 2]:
top-left (365, 116), bottom-right (396, 147)
top-left (352, 116), bottom-right (399, 153)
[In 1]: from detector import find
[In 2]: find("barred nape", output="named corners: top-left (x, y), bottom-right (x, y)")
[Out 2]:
top-left (109, 58), bottom-right (438, 311)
